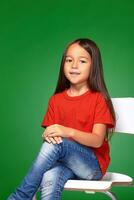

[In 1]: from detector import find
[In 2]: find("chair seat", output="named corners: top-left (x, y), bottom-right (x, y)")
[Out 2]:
top-left (102, 172), bottom-right (133, 185)
top-left (64, 172), bottom-right (133, 192)
top-left (64, 180), bottom-right (112, 191)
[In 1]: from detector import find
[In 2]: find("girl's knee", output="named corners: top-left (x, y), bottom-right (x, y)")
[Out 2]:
top-left (39, 141), bottom-right (57, 155)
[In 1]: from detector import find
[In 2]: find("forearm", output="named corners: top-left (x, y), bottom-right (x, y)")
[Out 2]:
top-left (44, 124), bottom-right (105, 148)
top-left (70, 128), bottom-right (104, 148)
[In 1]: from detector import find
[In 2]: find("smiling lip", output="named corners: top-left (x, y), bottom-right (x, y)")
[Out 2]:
top-left (69, 72), bottom-right (80, 75)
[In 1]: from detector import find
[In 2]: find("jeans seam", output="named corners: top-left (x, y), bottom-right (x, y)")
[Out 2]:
top-left (52, 166), bottom-right (68, 200)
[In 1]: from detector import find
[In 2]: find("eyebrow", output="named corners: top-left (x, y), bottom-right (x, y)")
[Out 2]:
top-left (65, 55), bottom-right (89, 59)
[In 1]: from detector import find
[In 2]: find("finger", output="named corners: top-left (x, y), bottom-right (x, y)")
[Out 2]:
top-left (45, 136), bottom-right (51, 143)
top-left (49, 137), bottom-right (57, 144)
top-left (54, 136), bottom-right (62, 144)
top-left (42, 133), bottom-right (45, 139)
top-left (53, 136), bottom-right (59, 144)
top-left (43, 129), bottom-right (54, 137)
top-left (42, 129), bottom-right (46, 138)
top-left (42, 132), bottom-right (47, 140)
top-left (57, 136), bottom-right (63, 143)
top-left (47, 132), bottom-right (57, 137)
top-left (45, 127), bottom-right (55, 137)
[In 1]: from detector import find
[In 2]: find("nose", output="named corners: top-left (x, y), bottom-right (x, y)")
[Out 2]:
top-left (71, 60), bottom-right (78, 69)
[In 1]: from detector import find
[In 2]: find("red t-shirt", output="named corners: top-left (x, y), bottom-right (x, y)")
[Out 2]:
top-left (41, 89), bottom-right (114, 175)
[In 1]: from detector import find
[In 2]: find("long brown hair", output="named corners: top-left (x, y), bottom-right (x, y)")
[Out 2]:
top-left (54, 38), bottom-right (116, 139)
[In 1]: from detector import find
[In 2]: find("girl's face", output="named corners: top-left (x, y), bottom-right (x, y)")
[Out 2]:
top-left (64, 43), bottom-right (92, 88)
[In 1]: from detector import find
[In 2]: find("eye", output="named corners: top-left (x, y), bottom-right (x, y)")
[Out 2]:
top-left (80, 60), bottom-right (86, 63)
top-left (65, 58), bottom-right (72, 63)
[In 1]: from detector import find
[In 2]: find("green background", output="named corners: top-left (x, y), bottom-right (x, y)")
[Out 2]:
top-left (0, 0), bottom-right (134, 199)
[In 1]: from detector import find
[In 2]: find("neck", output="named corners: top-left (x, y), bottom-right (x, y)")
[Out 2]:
top-left (68, 84), bottom-right (90, 96)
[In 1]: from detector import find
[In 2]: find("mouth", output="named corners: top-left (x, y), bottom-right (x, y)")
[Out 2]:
top-left (69, 72), bottom-right (80, 75)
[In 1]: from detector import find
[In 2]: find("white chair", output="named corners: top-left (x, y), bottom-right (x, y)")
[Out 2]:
top-left (33, 98), bottom-right (134, 200)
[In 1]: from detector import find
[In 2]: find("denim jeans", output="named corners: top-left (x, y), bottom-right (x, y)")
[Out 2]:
top-left (8, 138), bottom-right (102, 200)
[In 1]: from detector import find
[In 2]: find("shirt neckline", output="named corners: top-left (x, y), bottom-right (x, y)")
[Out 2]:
top-left (63, 89), bottom-right (92, 101)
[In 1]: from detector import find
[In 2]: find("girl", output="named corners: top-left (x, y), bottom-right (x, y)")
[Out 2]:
top-left (8, 38), bottom-right (116, 200)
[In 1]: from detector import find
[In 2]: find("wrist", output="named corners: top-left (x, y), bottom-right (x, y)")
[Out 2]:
top-left (69, 128), bottom-right (75, 137)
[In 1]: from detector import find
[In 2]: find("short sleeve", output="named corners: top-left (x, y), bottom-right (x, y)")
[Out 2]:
top-left (94, 94), bottom-right (114, 128)
top-left (41, 96), bottom-right (55, 128)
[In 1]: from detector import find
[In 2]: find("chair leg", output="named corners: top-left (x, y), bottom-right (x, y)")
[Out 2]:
top-left (102, 191), bottom-right (117, 200)
top-left (32, 195), bottom-right (37, 200)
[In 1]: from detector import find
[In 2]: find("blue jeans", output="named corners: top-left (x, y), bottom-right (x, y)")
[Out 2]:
top-left (8, 138), bottom-right (102, 200)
